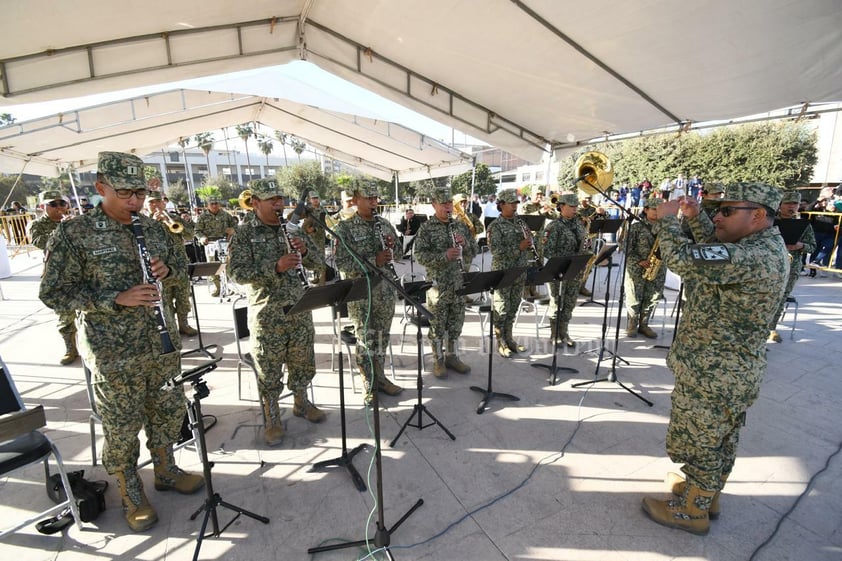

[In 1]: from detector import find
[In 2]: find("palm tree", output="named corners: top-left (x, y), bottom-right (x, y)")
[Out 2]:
top-left (194, 132), bottom-right (215, 178)
top-left (274, 130), bottom-right (289, 167)
top-left (235, 123), bottom-right (254, 181)
top-left (176, 137), bottom-right (195, 210)
top-left (257, 137), bottom-right (274, 173)
top-left (290, 137), bottom-right (306, 163)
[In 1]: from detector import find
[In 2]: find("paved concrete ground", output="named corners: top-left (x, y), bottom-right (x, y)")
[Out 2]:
top-left (1, 249), bottom-right (840, 561)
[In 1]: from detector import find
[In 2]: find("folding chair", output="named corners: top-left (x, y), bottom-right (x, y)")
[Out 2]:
top-left (0, 356), bottom-right (83, 537)
top-left (781, 296), bottom-right (799, 339)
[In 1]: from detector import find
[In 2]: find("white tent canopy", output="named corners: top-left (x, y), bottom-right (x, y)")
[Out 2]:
top-left (0, 89), bottom-right (473, 181)
top-left (2, 0), bottom-right (841, 163)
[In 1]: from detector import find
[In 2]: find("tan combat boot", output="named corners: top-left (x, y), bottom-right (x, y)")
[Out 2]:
top-left (374, 362), bottom-right (403, 395)
top-left (558, 322), bottom-right (575, 347)
top-left (667, 472), bottom-right (726, 520)
top-left (495, 327), bottom-right (511, 358)
top-left (430, 339), bottom-right (448, 378)
top-left (638, 321), bottom-right (657, 339)
top-left (504, 325), bottom-right (526, 353)
top-left (210, 276), bottom-right (221, 297)
top-left (151, 446), bottom-right (205, 494)
top-left (626, 314), bottom-right (639, 337)
top-left (293, 391), bottom-right (326, 423)
top-left (768, 329), bottom-right (782, 343)
top-left (642, 482), bottom-right (716, 535)
top-left (114, 468), bottom-right (158, 532)
top-left (60, 333), bottom-right (79, 366)
top-left (444, 340), bottom-right (471, 374)
top-left (579, 284), bottom-right (592, 297)
top-left (177, 312), bottom-right (198, 336)
top-left (261, 394), bottom-right (285, 446)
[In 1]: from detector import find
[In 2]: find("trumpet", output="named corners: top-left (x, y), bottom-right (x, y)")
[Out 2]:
top-left (155, 211), bottom-right (184, 234)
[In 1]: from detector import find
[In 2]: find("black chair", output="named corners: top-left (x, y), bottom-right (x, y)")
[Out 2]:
top-left (0, 356), bottom-right (83, 537)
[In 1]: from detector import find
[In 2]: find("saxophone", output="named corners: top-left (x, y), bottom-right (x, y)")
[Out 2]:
top-left (642, 236), bottom-right (662, 281)
top-left (452, 200), bottom-right (476, 238)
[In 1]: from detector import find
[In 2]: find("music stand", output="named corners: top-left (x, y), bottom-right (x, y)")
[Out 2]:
top-left (302, 279), bottom-right (375, 491)
top-left (530, 254), bottom-right (590, 385)
top-left (168, 357), bottom-right (269, 561)
top-left (390, 280), bottom-right (456, 447)
top-left (459, 267), bottom-right (527, 414)
top-left (519, 214), bottom-right (546, 234)
top-left (182, 262), bottom-right (223, 359)
top-left (775, 218), bottom-right (810, 245)
top-left (580, 219), bottom-right (623, 307)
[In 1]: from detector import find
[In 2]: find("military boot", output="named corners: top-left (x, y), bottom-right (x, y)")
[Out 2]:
top-left (558, 322), bottom-right (575, 347)
top-left (638, 321), bottom-right (657, 339)
top-left (504, 324), bottom-right (526, 353)
top-left (293, 391), bottom-right (326, 423)
top-left (60, 333), bottom-right (79, 366)
top-left (444, 340), bottom-right (471, 374)
top-left (430, 339), bottom-right (448, 378)
top-left (495, 327), bottom-right (511, 358)
top-left (642, 482), bottom-right (716, 535)
top-left (261, 394), bottom-right (284, 446)
top-left (374, 362), bottom-right (403, 395)
top-left (177, 311), bottom-right (198, 336)
top-left (768, 329), bottom-right (782, 343)
top-left (626, 314), bottom-right (639, 337)
top-left (668, 472), bottom-right (727, 520)
top-left (151, 445), bottom-right (204, 494)
top-left (579, 284), bottom-right (592, 297)
top-left (210, 275), bottom-right (221, 297)
top-left (549, 321), bottom-right (559, 346)
top-left (114, 468), bottom-right (158, 532)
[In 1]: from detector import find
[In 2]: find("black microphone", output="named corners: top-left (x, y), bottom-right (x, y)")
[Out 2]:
top-left (573, 171), bottom-right (594, 184)
top-left (287, 185), bottom-right (311, 224)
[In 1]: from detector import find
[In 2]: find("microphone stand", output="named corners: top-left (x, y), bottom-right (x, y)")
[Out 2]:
top-left (570, 181), bottom-right (653, 407)
top-left (299, 189), bottom-right (428, 557)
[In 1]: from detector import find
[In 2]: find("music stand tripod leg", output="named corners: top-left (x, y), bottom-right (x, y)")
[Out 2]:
top-left (470, 288), bottom-right (520, 414)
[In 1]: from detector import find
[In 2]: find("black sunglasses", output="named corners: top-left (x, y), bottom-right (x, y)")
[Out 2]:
top-left (716, 205), bottom-right (759, 217)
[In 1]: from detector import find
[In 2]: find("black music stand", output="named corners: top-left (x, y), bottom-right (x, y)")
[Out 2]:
top-left (775, 218), bottom-right (810, 245)
top-left (460, 267), bottom-right (527, 414)
top-left (168, 358), bottom-right (269, 561)
top-left (182, 262), bottom-right (223, 359)
top-left (519, 214), bottom-right (546, 235)
top-left (580, 218), bottom-right (623, 307)
top-left (390, 280), bottom-right (456, 447)
top-left (530, 254), bottom-right (591, 385)
top-left (286, 279), bottom-right (372, 491)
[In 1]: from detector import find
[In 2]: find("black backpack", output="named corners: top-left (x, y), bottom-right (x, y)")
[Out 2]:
top-left (45, 470), bottom-right (108, 523)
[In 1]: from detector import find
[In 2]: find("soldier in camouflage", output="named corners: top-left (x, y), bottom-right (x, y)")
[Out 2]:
top-left (623, 196), bottom-right (667, 338)
top-left (227, 179), bottom-right (328, 446)
top-left (145, 191), bottom-right (198, 336)
top-left (194, 196), bottom-right (238, 296)
top-left (451, 193), bottom-right (484, 239)
top-left (641, 182), bottom-right (788, 535)
top-left (487, 188), bottom-right (532, 357)
top-left (519, 189), bottom-right (559, 220)
top-left (414, 186), bottom-right (479, 376)
top-left (39, 152), bottom-right (204, 533)
top-left (768, 190), bottom-right (815, 343)
top-left (333, 184), bottom-right (404, 397)
top-left (30, 190), bottom-right (79, 365)
top-left (539, 193), bottom-right (587, 347)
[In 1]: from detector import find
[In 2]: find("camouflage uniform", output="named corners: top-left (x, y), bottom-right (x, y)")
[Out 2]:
top-left (539, 205), bottom-right (587, 341)
top-left (333, 210), bottom-right (399, 388)
top-left (226, 209), bottom-right (323, 402)
top-left (195, 204), bottom-right (238, 294)
top-left (414, 206), bottom-right (478, 363)
top-left (39, 204), bottom-right (187, 474)
top-left (651, 183), bottom-right (788, 515)
top-left (623, 209), bottom-right (667, 336)
top-left (30, 201), bottom-right (78, 362)
top-left (770, 197), bottom-right (816, 334)
top-left (488, 191), bottom-right (530, 354)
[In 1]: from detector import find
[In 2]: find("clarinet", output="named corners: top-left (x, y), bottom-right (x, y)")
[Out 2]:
top-left (278, 211), bottom-right (310, 289)
top-left (516, 215), bottom-right (540, 263)
top-left (129, 212), bottom-right (176, 355)
top-left (447, 212), bottom-right (465, 274)
top-left (372, 208), bottom-right (401, 283)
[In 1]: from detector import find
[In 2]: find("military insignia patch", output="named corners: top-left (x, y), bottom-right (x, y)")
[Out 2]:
top-left (689, 244), bottom-right (731, 264)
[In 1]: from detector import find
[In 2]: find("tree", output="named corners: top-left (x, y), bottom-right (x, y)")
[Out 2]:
top-left (257, 137), bottom-right (274, 169)
top-left (289, 137), bottom-right (306, 163)
top-left (165, 180), bottom-right (189, 207)
top-left (273, 130), bottom-right (289, 167)
top-left (195, 185), bottom-right (222, 205)
top-left (276, 161), bottom-right (333, 199)
top-left (450, 162), bottom-right (497, 197)
top-left (235, 124), bottom-right (255, 177)
top-left (194, 132), bottom-right (215, 178)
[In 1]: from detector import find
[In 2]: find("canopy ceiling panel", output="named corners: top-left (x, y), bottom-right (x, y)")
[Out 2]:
top-left (0, 89), bottom-right (472, 181)
top-left (1, 0), bottom-right (841, 163)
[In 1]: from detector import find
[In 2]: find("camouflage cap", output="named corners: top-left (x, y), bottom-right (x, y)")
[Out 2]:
top-left (430, 186), bottom-right (452, 203)
top-left (307, 190), bottom-right (320, 199)
top-left (497, 188), bottom-right (519, 204)
top-left (97, 151), bottom-right (146, 190)
top-left (353, 182), bottom-right (379, 199)
top-left (249, 178), bottom-right (284, 200)
top-left (452, 193), bottom-right (467, 203)
top-left (146, 191), bottom-right (163, 201)
top-left (558, 193), bottom-right (579, 207)
top-left (643, 196), bottom-right (664, 209)
top-left (704, 183), bottom-right (725, 195)
top-left (39, 190), bottom-right (64, 203)
top-left (780, 190), bottom-right (801, 204)
top-left (720, 182), bottom-right (783, 209)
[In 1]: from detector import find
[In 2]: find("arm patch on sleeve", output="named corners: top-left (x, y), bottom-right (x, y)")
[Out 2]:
top-left (689, 243), bottom-right (731, 265)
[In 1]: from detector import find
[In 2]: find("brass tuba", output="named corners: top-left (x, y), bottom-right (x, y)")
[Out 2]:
top-left (238, 189), bottom-right (253, 210)
top-left (573, 151), bottom-right (614, 195)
